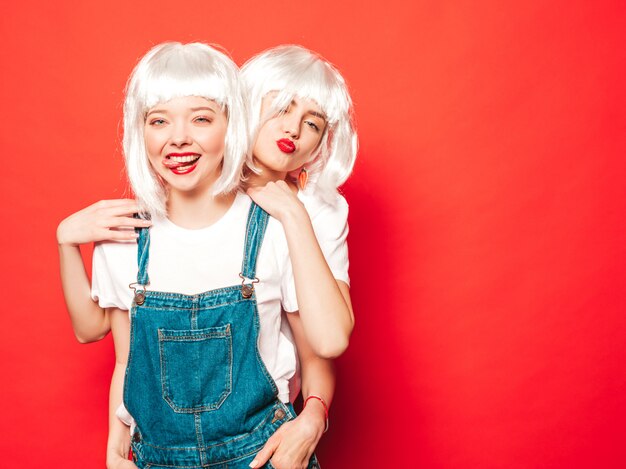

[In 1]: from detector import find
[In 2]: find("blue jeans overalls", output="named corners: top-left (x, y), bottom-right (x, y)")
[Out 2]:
top-left (124, 203), bottom-right (319, 468)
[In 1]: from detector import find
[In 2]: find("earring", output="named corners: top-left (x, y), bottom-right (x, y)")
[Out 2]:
top-left (298, 167), bottom-right (308, 190)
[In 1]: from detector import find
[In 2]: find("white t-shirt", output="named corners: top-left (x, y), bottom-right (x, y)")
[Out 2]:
top-left (91, 189), bottom-right (350, 416)
top-left (283, 188), bottom-right (350, 401)
top-left (297, 187), bottom-right (350, 286)
top-left (92, 192), bottom-right (297, 405)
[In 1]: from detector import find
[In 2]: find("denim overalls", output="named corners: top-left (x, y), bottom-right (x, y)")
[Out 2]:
top-left (124, 203), bottom-right (319, 468)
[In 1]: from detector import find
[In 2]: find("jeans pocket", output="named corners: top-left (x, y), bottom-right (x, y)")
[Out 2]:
top-left (158, 324), bottom-right (232, 412)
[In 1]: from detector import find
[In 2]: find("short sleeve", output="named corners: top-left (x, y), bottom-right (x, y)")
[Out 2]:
top-left (270, 222), bottom-right (298, 313)
top-left (280, 192), bottom-right (351, 313)
top-left (91, 241), bottom-right (137, 311)
top-left (306, 192), bottom-right (350, 286)
top-left (280, 248), bottom-right (298, 313)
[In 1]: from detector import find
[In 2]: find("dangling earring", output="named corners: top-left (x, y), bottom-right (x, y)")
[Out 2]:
top-left (298, 167), bottom-right (308, 190)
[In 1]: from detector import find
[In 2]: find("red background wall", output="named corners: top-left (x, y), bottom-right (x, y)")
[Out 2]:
top-left (1, 1), bottom-right (624, 467)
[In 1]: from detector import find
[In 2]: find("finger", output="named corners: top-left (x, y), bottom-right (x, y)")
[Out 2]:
top-left (103, 203), bottom-right (144, 217)
top-left (109, 216), bottom-right (152, 228)
top-left (96, 199), bottom-right (139, 210)
top-left (94, 216), bottom-right (142, 230)
top-left (303, 448), bottom-right (315, 467)
top-left (108, 230), bottom-right (139, 241)
top-left (249, 433), bottom-right (280, 468)
top-left (104, 198), bottom-right (139, 206)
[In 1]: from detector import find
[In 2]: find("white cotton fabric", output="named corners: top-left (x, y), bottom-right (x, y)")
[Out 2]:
top-left (92, 193), bottom-right (296, 410)
top-left (298, 188), bottom-right (350, 286)
top-left (272, 188), bottom-right (351, 314)
top-left (91, 189), bottom-right (350, 421)
top-left (285, 188), bottom-right (351, 401)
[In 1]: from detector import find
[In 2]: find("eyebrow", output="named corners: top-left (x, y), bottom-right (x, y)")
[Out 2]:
top-left (192, 106), bottom-right (217, 113)
top-left (290, 100), bottom-right (326, 121)
top-left (146, 106), bottom-right (217, 117)
top-left (307, 110), bottom-right (327, 121)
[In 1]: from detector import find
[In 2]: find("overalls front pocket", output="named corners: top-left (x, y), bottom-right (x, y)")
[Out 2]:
top-left (158, 323), bottom-right (233, 412)
top-left (126, 204), bottom-right (294, 466)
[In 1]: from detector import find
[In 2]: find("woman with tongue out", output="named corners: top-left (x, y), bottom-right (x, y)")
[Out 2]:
top-left (56, 42), bottom-right (329, 469)
top-left (240, 46), bottom-right (358, 468)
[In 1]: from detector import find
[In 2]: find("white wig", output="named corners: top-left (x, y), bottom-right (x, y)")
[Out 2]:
top-left (241, 45), bottom-right (357, 200)
top-left (123, 42), bottom-right (247, 217)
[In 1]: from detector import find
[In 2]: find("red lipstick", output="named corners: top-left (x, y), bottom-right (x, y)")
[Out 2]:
top-left (276, 139), bottom-right (296, 154)
top-left (163, 152), bottom-right (201, 174)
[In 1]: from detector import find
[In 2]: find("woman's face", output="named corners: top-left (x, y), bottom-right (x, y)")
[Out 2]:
top-left (144, 95), bottom-right (228, 196)
top-left (253, 94), bottom-right (327, 176)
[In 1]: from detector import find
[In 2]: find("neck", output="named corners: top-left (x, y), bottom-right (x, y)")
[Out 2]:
top-left (246, 159), bottom-right (288, 188)
top-left (166, 186), bottom-right (236, 229)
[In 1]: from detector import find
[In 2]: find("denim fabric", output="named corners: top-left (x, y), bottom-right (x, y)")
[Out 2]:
top-left (124, 203), bottom-right (318, 467)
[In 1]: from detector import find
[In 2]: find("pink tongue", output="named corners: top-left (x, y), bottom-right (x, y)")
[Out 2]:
top-left (163, 159), bottom-right (195, 169)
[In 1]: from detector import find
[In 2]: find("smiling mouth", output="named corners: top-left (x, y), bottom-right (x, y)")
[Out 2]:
top-left (163, 154), bottom-right (201, 174)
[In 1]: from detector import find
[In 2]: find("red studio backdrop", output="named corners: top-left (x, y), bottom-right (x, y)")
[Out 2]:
top-left (1, 1), bottom-right (624, 467)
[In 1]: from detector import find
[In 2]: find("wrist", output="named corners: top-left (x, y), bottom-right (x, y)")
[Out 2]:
top-left (57, 239), bottom-right (80, 249)
top-left (56, 223), bottom-right (78, 247)
top-left (57, 236), bottom-right (80, 248)
top-left (279, 201), bottom-right (310, 227)
top-left (299, 405), bottom-right (326, 438)
top-left (302, 395), bottom-right (329, 434)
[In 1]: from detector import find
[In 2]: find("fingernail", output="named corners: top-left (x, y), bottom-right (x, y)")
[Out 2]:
top-left (249, 459), bottom-right (258, 468)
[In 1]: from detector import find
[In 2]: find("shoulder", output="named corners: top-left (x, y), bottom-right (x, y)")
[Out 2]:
top-left (94, 238), bottom-right (137, 260)
top-left (229, 191), bottom-right (254, 223)
top-left (233, 190), bottom-right (253, 213)
top-left (93, 238), bottom-right (138, 279)
top-left (298, 189), bottom-right (349, 241)
top-left (92, 239), bottom-right (138, 311)
top-left (298, 189), bottom-right (349, 224)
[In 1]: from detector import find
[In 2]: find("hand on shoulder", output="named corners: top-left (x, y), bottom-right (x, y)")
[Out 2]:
top-left (247, 181), bottom-right (308, 224)
top-left (57, 199), bottom-right (151, 246)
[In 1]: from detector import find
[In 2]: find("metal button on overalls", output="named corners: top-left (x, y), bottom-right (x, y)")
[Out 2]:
top-left (123, 203), bottom-right (320, 468)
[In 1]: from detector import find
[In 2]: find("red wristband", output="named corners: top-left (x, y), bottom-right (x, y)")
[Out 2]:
top-left (304, 395), bottom-right (329, 433)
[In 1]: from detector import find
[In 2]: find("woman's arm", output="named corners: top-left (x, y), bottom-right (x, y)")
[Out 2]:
top-left (248, 182), bottom-right (354, 358)
top-left (57, 199), bottom-right (149, 343)
top-left (58, 242), bottom-right (109, 343)
top-left (105, 307), bottom-right (138, 469)
top-left (250, 312), bottom-right (334, 469)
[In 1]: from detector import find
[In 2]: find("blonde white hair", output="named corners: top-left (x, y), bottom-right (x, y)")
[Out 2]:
top-left (241, 45), bottom-right (357, 200)
top-left (123, 42), bottom-right (247, 217)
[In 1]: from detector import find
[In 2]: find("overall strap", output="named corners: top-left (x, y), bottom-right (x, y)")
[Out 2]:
top-left (135, 223), bottom-right (151, 287)
top-left (240, 202), bottom-right (270, 282)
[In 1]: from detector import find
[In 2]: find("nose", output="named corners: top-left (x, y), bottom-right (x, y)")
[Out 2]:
top-left (282, 113), bottom-right (300, 139)
top-left (170, 121), bottom-right (192, 147)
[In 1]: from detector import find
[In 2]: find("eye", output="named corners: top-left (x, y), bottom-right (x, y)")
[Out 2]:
top-left (194, 116), bottom-right (213, 124)
top-left (148, 118), bottom-right (166, 126)
top-left (305, 120), bottom-right (321, 132)
top-left (270, 109), bottom-right (288, 120)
